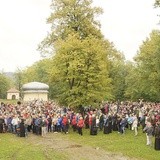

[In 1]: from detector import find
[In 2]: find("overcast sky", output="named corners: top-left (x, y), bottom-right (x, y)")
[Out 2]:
top-left (0, 0), bottom-right (160, 72)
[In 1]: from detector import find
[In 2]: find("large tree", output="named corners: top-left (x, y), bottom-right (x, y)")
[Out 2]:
top-left (126, 30), bottom-right (160, 101)
top-left (39, 0), bottom-right (112, 107)
top-left (14, 68), bottom-right (24, 98)
top-left (155, 0), bottom-right (160, 7)
top-left (21, 59), bottom-right (52, 83)
top-left (0, 73), bottom-right (11, 99)
top-left (39, 0), bottom-right (103, 55)
top-left (124, 62), bottom-right (142, 100)
top-left (19, 59), bottom-right (54, 98)
top-left (108, 47), bottom-right (127, 101)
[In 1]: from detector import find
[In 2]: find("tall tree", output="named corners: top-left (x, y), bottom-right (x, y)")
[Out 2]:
top-left (22, 59), bottom-right (52, 83)
top-left (39, 0), bottom-right (112, 107)
top-left (50, 34), bottom-right (111, 106)
top-left (155, 0), bottom-right (160, 7)
top-left (0, 73), bottom-right (11, 99)
top-left (126, 30), bottom-right (160, 101)
top-left (108, 50), bottom-right (127, 101)
top-left (124, 62), bottom-right (142, 100)
top-left (39, 0), bottom-right (103, 55)
top-left (14, 68), bottom-right (25, 98)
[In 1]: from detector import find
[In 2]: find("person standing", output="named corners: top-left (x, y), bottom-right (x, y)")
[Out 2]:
top-left (35, 116), bottom-right (42, 135)
top-left (47, 115), bottom-right (52, 132)
top-left (103, 114), bottom-right (110, 134)
top-left (154, 121), bottom-right (160, 150)
top-left (90, 114), bottom-right (97, 135)
top-left (84, 114), bottom-right (89, 129)
top-left (99, 113), bottom-right (104, 131)
top-left (26, 114), bottom-right (32, 133)
top-left (117, 115), bottom-right (122, 133)
top-left (71, 115), bottom-right (77, 132)
top-left (32, 114), bottom-right (37, 134)
top-left (57, 115), bottom-right (62, 132)
top-left (140, 114), bottom-right (146, 130)
top-left (52, 115), bottom-right (58, 132)
top-left (132, 114), bottom-right (138, 136)
top-left (127, 114), bottom-right (133, 130)
top-left (41, 116), bottom-right (48, 137)
top-left (120, 116), bottom-right (127, 134)
top-left (11, 115), bottom-right (19, 134)
top-left (77, 116), bottom-right (84, 136)
top-left (6, 115), bottom-right (13, 133)
top-left (143, 122), bottom-right (154, 146)
top-left (0, 114), bottom-right (4, 133)
top-left (112, 113), bottom-right (118, 131)
top-left (19, 119), bottom-right (26, 137)
top-left (62, 114), bottom-right (68, 134)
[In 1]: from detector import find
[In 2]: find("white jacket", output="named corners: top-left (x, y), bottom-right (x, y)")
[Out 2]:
top-left (132, 117), bottom-right (138, 128)
top-left (11, 117), bottom-right (19, 126)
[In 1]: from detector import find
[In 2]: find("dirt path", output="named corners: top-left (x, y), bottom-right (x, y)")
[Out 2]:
top-left (27, 133), bottom-right (137, 160)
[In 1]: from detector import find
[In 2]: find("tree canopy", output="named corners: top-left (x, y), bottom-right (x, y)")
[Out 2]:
top-left (37, 0), bottom-right (115, 107)
top-left (155, 0), bottom-right (160, 7)
top-left (11, 0), bottom-right (160, 104)
top-left (0, 73), bottom-right (11, 99)
top-left (125, 30), bottom-right (160, 101)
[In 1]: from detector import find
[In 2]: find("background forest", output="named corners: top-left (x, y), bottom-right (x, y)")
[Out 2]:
top-left (0, 0), bottom-right (160, 107)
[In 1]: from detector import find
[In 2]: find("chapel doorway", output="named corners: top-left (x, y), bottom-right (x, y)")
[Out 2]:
top-left (12, 95), bottom-right (16, 100)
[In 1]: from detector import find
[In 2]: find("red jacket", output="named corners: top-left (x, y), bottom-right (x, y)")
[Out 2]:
top-left (89, 115), bottom-right (92, 125)
top-left (77, 119), bottom-right (84, 128)
top-left (72, 117), bottom-right (77, 125)
top-left (62, 116), bottom-right (68, 126)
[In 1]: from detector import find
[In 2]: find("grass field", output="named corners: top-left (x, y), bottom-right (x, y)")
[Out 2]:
top-left (0, 128), bottom-right (160, 160)
top-left (69, 129), bottom-right (160, 160)
top-left (0, 134), bottom-right (67, 160)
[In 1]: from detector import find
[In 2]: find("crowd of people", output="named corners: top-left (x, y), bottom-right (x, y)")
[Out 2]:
top-left (0, 100), bottom-right (160, 151)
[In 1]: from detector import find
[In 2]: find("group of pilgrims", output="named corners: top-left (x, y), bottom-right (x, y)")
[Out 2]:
top-left (0, 100), bottom-right (160, 151)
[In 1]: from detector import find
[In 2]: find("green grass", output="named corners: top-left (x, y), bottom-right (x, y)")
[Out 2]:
top-left (0, 134), bottom-right (68, 160)
top-left (0, 128), bottom-right (160, 160)
top-left (68, 128), bottom-right (160, 160)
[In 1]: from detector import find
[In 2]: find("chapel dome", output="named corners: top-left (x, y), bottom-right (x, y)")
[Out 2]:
top-left (22, 82), bottom-right (49, 91)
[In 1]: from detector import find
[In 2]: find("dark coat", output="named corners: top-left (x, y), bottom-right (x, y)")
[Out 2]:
top-left (155, 125), bottom-right (160, 150)
top-left (90, 117), bottom-right (97, 135)
top-left (20, 121), bottom-right (25, 137)
top-left (0, 118), bottom-right (4, 133)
